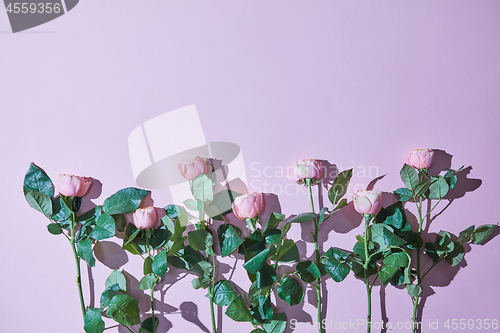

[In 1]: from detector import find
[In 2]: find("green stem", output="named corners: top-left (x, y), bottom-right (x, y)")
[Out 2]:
top-left (413, 196), bottom-right (425, 332)
top-left (210, 253), bottom-right (217, 333)
top-left (146, 236), bottom-right (157, 333)
top-left (151, 284), bottom-right (156, 333)
top-left (307, 179), bottom-right (323, 333)
top-left (363, 214), bottom-right (372, 333)
top-left (365, 273), bottom-right (372, 333)
top-left (69, 212), bottom-right (86, 321)
top-left (412, 297), bottom-right (419, 333)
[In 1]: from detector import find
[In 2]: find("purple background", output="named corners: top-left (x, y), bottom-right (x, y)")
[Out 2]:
top-left (1, 1), bottom-right (499, 332)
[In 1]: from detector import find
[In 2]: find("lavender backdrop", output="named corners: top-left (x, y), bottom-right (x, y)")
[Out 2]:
top-left (1, 1), bottom-right (499, 332)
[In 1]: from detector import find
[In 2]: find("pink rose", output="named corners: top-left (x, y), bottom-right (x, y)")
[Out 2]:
top-left (57, 174), bottom-right (91, 197)
top-left (295, 159), bottom-right (323, 183)
top-left (232, 192), bottom-right (264, 220)
top-left (407, 148), bottom-right (434, 170)
top-left (353, 190), bottom-right (383, 215)
top-left (178, 156), bottom-right (213, 180)
top-left (133, 206), bottom-right (157, 229)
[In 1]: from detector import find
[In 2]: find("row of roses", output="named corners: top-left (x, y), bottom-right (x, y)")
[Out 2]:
top-left (23, 148), bottom-right (496, 333)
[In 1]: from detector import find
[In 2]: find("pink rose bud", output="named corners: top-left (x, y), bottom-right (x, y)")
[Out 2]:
top-left (132, 206), bottom-right (157, 229)
top-left (57, 174), bottom-right (91, 197)
top-left (178, 156), bottom-right (213, 180)
top-left (407, 148), bottom-right (434, 170)
top-left (294, 159), bottom-right (323, 183)
top-left (232, 192), bottom-right (264, 220)
top-left (353, 190), bottom-right (383, 215)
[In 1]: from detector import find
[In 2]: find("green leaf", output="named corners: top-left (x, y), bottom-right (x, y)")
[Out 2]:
top-left (123, 227), bottom-right (141, 248)
top-left (376, 201), bottom-right (408, 231)
top-left (106, 294), bottom-right (141, 326)
top-left (206, 189), bottom-right (241, 219)
top-left (140, 316), bottom-right (159, 333)
top-left (435, 231), bottom-right (454, 256)
top-left (25, 190), bottom-right (53, 217)
top-left (317, 207), bottom-right (329, 226)
top-left (77, 238), bottom-right (96, 267)
top-left (263, 229), bottom-right (281, 245)
top-left (89, 213), bottom-right (116, 240)
top-left (424, 242), bottom-right (439, 263)
top-left (394, 188), bottom-right (412, 202)
top-left (251, 330), bottom-right (266, 333)
top-left (383, 251), bottom-right (409, 267)
top-left (328, 169), bottom-right (353, 205)
top-left (444, 169), bottom-right (458, 190)
top-left (414, 178), bottom-right (432, 197)
top-left (150, 226), bottom-right (168, 250)
top-left (51, 196), bottom-right (73, 222)
top-left (383, 226), bottom-right (406, 247)
top-left (188, 229), bottom-right (213, 251)
top-left (47, 223), bottom-right (63, 235)
top-left (323, 256), bottom-right (350, 282)
top-left (427, 176), bottom-right (449, 199)
top-left (256, 264), bottom-right (277, 288)
top-left (471, 224), bottom-right (497, 245)
top-left (102, 187), bottom-right (149, 215)
top-left (183, 199), bottom-right (198, 211)
top-left (84, 308), bottom-right (105, 333)
top-left (370, 224), bottom-right (405, 250)
top-left (218, 224), bottom-right (244, 257)
top-left (143, 257), bottom-right (153, 275)
top-left (264, 212), bottom-right (286, 233)
top-left (277, 239), bottom-right (299, 263)
top-left (244, 248), bottom-right (271, 275)
top-left (287, 212), bottom-right (317, 224)
top-left (152, 251), bottom-right (168, 276)
top-left (353, 241), bottom-right (366, 262)
top-left (105, 269), bottom-right (127, 291)
top-left (100, 284), bottom-right (122, 308)
top-left (189, 260), bottom-right (212, 278)
top-left (328, 247), bottom-right (351, 261)
top-left (400, 164), bottom-right (419, 191)
top-left (23, 163), bottom-right (54, 198)
top-left (213, 279), bottom-right (238, 306)
top-left (445, 244), bottom-right (465, 266)
top-left (332, 198), bottom-right (348, 212)
top-left (263, 312), bottom-right (287, 333)
top-left (296, 260), bottom-right (321, 283)
top-left (257, 295), bottom-right (273, 321)
top-left (244, 230), bottom-right (266, 255)
top-left (139, 273), bottom-right (157, 290)
top-left (225, 296), bottom-right (253, 322)
top-left (192, 174), bottom-right (213, 203)
top-left (407, 284), bottom-right (422, 297)
top-left (378, 265), bottom-right (399, 286)
top-left (457, 225), bottom-right (475, 244)
top-left (164, 204), bottom-right (182, 219)
top-left (277, 277), bottom-right (304, 306)
top-left (248, 281), bottom-right (269, 307)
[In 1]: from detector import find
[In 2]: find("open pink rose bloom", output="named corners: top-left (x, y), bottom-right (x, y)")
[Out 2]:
top-left (407, 148), bottom-right (434, 170)
top-left (294, 159), bottom-right (323, 183)
top-left (353, 190), bottom-right (383, 215)
top-left (57, 174), bottom-right (91, 197)
top-left (133, 206), bottom-right (157, 229)
top-left (232, 192), bottom-right (264, 220)
top-left (178, 156), bottom-right (213, 180)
